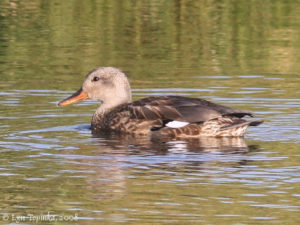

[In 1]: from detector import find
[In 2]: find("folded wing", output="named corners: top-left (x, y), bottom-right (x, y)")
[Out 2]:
top-left (128, 96), bottom-right (252, 123)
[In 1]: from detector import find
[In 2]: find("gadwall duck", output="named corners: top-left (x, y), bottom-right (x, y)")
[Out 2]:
top-left (58, 67), bottom-right (263, 137)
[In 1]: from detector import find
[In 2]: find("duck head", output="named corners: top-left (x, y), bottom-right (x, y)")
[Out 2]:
top-left (58, 67), bottom-right (132, 109)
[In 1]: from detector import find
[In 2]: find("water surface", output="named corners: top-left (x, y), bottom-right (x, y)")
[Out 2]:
top-left (0, 1), bottom-right (300, 224)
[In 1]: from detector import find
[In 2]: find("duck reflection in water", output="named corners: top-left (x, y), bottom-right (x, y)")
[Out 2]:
top-left (91, 132), bottom-right (259, 153)
top-left (68, 133), bottom-right (260, 200)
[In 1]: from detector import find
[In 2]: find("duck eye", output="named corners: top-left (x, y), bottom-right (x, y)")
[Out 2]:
top-left (92, 77), bottom-right (100, 82)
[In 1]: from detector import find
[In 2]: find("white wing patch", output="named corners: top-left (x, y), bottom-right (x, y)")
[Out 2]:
top-left (166, 121), bottom-right (189, 128)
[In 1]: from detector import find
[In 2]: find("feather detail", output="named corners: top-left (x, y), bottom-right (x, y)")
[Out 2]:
top-left (91, 96), bottom-right (262, 137)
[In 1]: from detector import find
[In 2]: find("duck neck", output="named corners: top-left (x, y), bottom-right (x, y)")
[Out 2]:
top-left (91, 98), bottom-right (131, 128)
top-left (94, 103), bottom-right (115, 117)
top-left (91, 104), bottom-right (110, 129)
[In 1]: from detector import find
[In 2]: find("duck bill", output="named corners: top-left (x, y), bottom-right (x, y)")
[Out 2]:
top-left (58, 88), bottom-right (88, 106)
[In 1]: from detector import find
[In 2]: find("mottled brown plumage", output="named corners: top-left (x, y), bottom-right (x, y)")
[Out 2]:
top-left (58, 67), bottom-right (263, 137)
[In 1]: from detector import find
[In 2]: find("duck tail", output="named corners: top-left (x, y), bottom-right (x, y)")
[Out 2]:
top-left (216, 119), bottom-right (262, 137)
top-left (248, 120), bottom-right (264, 126)
top-left (218, 119), bottom-right (263, 137)
top-left (221, 120), bottom-right (263, 131)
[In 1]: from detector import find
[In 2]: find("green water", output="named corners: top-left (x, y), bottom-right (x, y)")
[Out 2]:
top-left (0, 1), bottom-right (300, 224)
